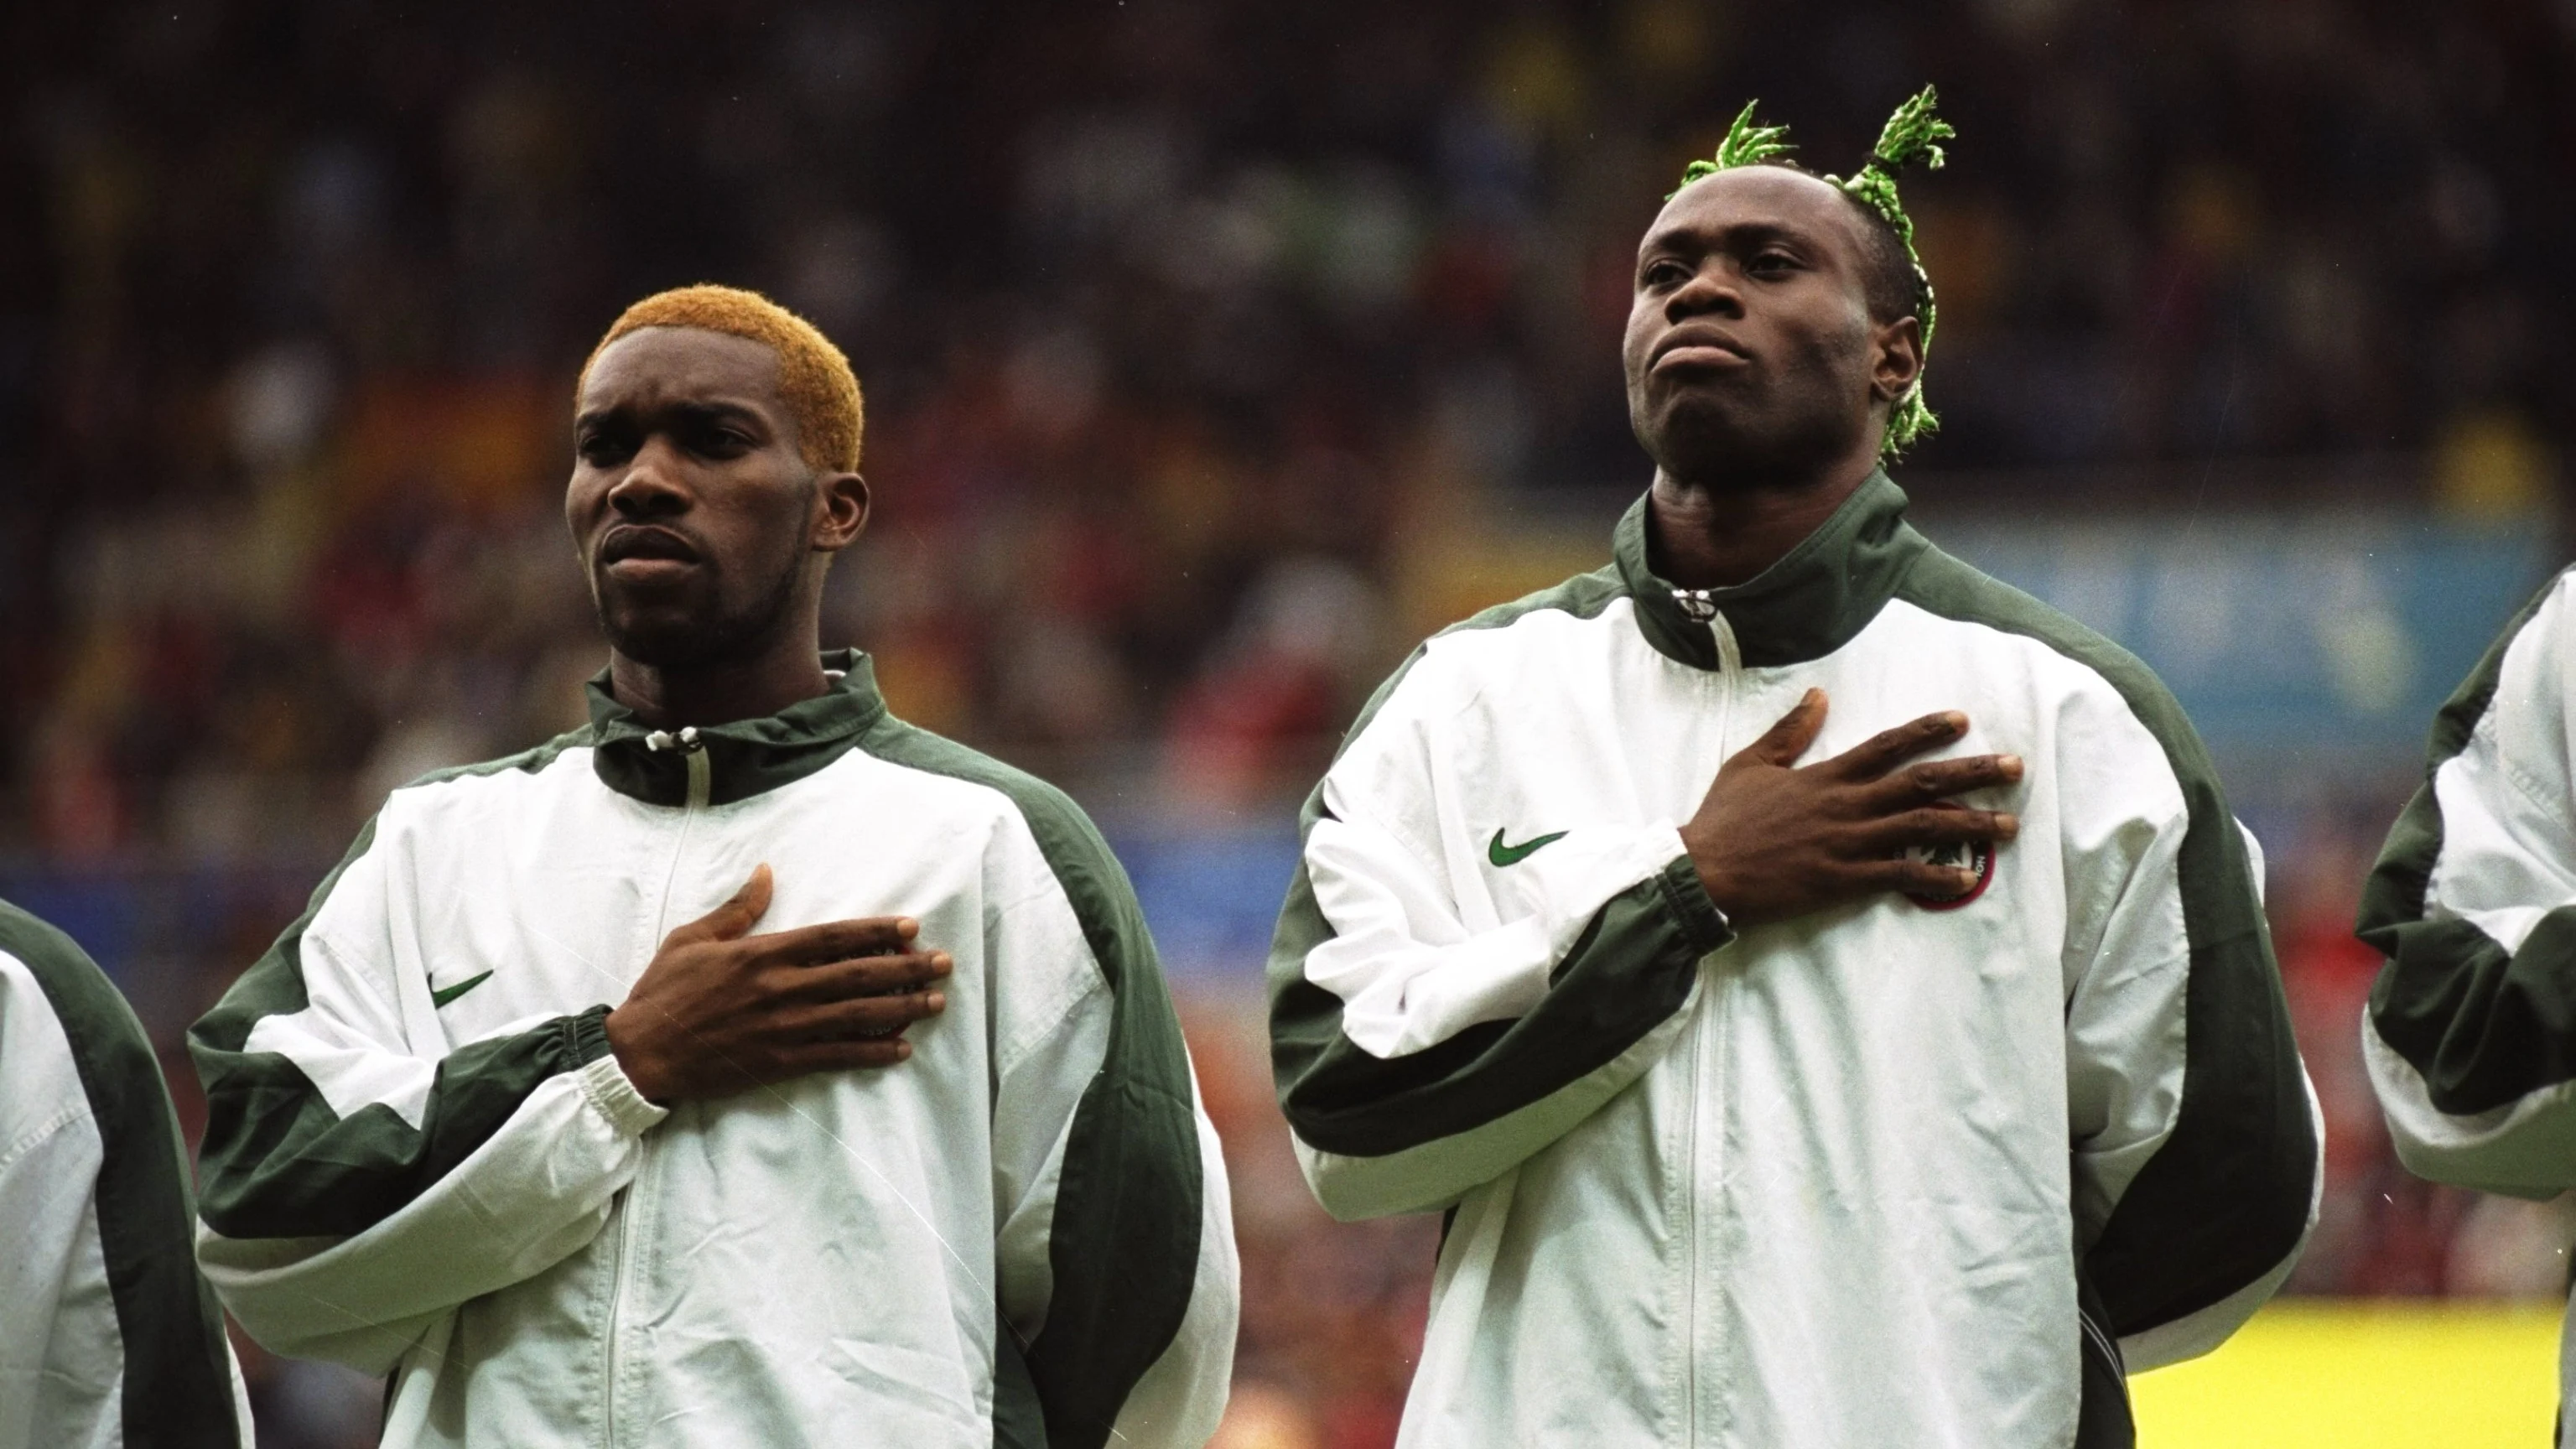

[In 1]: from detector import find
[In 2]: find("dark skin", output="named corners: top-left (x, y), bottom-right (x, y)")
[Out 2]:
top-left (571, 327), bottom-right (863, 725)
top-left (569, 325), bottom-right (947, 1102)
top-left (1623, 168), bottom-right (2022, 924)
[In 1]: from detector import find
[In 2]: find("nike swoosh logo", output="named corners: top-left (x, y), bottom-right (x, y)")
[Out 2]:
top-left (1488, 828), bottom-right (1569, 868)
top-left (430, 970), bottom-right (494, 1009)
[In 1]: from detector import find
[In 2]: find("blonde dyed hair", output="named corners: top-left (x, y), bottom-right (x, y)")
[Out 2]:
top-left (581, 284), bottom-right (864, 472)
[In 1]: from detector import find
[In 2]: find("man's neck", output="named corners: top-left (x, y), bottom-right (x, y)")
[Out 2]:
top-left (608, 636), bottom-right (833, 731)
top-left (1648, 458), bottom-right (1877, 591)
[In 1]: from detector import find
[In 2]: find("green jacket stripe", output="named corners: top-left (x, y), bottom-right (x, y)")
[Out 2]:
top-left (990, 1330), bottom-right (1047, 1449)
top-left (1275, 846), bottom-right (1722, 1156)
top-left (0, 900), bottom-right (244, 1447)
top-left (1897, 547), bottom-right (2315, 1339)
top-left (858, 714), bottom-right (1202, 1449)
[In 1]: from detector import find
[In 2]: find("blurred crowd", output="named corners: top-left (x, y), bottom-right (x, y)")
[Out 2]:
top-left (9, 0), bottom-right (2574, 856)
top-left (3, 0), bottom-right (2573, 1444)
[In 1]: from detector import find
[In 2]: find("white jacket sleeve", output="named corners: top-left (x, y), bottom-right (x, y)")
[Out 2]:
top-left (2, 910), bottom-right (254, 1448)
top-left (981, 785), bottom-right (1238, 1447)
top-left (2055, 674), bottom-right (2319, 1374)
top-left (2361, 571), bottom-right (2576, 1197)
top-left (189, 821), bottom-right (665, 1372)
top-left (0, 1088), bottom-right (116, 1449)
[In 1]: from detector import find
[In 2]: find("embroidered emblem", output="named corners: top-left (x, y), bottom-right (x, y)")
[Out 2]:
top-left (1900, 835), bottom-right (1994, 911)
top-left (431, 969), bottom-right (495, 1008)
top-left (1489, 828), bottom-right (1569, 868)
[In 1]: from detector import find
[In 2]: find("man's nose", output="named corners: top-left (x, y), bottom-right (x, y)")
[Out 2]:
top-left (606, 439), bottom-right (691, 516)
top-left (1667, 265), bottom-right (1744, 319)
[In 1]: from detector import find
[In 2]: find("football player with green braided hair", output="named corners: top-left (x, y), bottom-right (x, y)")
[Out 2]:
top-left (1269, 83), bottom-right (2315, 1448)
top-left (1665, 86), bottom-right (1954, 460)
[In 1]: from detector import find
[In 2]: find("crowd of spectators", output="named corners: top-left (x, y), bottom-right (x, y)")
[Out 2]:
top-left (3, 0), bottom-right (2573, 1443)
top-left (9, 0), bottom-right (2573, 858)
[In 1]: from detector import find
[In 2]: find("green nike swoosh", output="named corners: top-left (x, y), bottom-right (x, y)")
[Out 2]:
top-left (430, 970), bottom-right (495, 1009)
top-left (1488, 828), bottom-right (1569, 868)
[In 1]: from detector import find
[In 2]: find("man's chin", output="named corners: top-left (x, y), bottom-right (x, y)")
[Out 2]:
top-left (593, 554), bottom-right (809, 675)
top-left (1636, 399), bottom-right (1859, 485)
top-left (598, 611), bottom-right (736, 672)
top-left (1637, 401), bottom-right (1759, 477)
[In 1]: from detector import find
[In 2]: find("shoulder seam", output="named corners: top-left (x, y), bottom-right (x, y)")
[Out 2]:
top-left (849, 721), bottom-right (1088, 840)
top-left (848, 717), bottom-right (1131, 961)
top-left (1357, 570), bottom-right (1632, 751)
top-left (0, 1101), bottom-right (91, 1178)
top-left (2481, 707), bottom-right (2568, 824)
top-left (1891, 553), bottom-right (2192, 746)
top-left (1891, 552), bottom-right (2138, 669)
top-left (1884, 595), bottom-right (2179, 750)
top-left (391, 728), bottom-right (595, 797)
top-left (997, 963), bottom-right (1110, 1084)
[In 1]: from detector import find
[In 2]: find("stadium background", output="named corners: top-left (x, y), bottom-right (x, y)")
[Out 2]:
top-left (3, 0), bottom-right (2572, 1441)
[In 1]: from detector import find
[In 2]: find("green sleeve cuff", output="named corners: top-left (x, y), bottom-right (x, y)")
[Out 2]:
top-left (565, 1004), bottom-right (616, 1067)
top-left (1656, 854), bottom-right (1735, 954)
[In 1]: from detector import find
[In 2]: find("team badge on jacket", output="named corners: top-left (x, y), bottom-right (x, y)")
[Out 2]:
top-left (1901, 836), bottom-right (1994, 909)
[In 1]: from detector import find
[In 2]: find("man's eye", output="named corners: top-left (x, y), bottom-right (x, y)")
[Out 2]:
top-left (577, 434), bottom-right (629, 463)
top-left (1643, 261), bottom-right (1689, 288)
top-left (1749, 251), bottom-right (1799, 273)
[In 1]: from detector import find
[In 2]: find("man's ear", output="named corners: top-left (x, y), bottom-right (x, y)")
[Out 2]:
top-left (1870, 315), bottom-right (1924, 405)
top-left (812, 470), bottom-right (870, 553)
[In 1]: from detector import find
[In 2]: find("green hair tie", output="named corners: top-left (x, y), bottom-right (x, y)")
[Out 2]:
top-left (1670, 86), bottom-right (1955, 460)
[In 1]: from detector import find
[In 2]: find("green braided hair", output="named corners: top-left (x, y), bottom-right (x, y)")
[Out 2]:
top-left (1669, 86), bottom-right (1956, 459)
top-left (1673, 101), bottom-right (1794, 189)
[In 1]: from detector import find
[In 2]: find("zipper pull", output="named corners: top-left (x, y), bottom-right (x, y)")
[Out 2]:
top-left (1669, 588), bottom-right (1751, 670)
top-left (644, 726), bottom-right (711, 810)
top-left (1674, 591), bottom-right (1743, 676)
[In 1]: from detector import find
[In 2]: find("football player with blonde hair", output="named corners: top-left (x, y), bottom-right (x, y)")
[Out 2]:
top-left (194, 285), bottom-right (1238, 1449)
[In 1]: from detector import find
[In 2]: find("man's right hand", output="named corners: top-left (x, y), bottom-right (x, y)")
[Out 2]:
top-left (1680, 689), bottom-right (2023, 930)
top-left (604, 865), bottom-right (950, 1104)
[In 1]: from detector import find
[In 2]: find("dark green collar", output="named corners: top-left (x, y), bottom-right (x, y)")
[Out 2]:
top-left (1613, 470), bottom-right (1929, 670)
top-left (585, 649), bottom-right (888, 807)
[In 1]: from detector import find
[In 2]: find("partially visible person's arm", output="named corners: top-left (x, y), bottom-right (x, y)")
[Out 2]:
top-left (0, 903), bottom-right (251, 1449)
top-left (2361, 572), bottom-right (2576, 1197)
top-left (2056, 673), bottom-right (2319, 1374)
top-left (193, 818), bottom-right (943, 1371)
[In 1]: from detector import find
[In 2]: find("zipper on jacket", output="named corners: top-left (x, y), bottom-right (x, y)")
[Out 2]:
top-left (1674, 595), bottom-right (1741, 1445)
top-left (604, 725), bottom-right (708, 1444)
top-left (646, 725), bottom-right (711, 810)
top-left (1678, 985), bottom-right (1708, 1444)
top-left (1672, 590), bottom-right (1744, 676)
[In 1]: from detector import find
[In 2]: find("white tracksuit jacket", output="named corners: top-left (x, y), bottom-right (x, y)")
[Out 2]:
top-left (2360, 566), bottom-right (2576, 1438)
top-left (0, 900), bottom-right (252, 1449)
top-left (1269, 474), bottom-right (2322, 1448)
top-left (190, 655), bottom-right (1237, 1449)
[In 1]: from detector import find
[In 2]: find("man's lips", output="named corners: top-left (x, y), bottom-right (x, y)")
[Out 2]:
top-left (1651, 330), bottom-right (1753, 376)
top-left (597, 525), bottom-right (704, 581)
